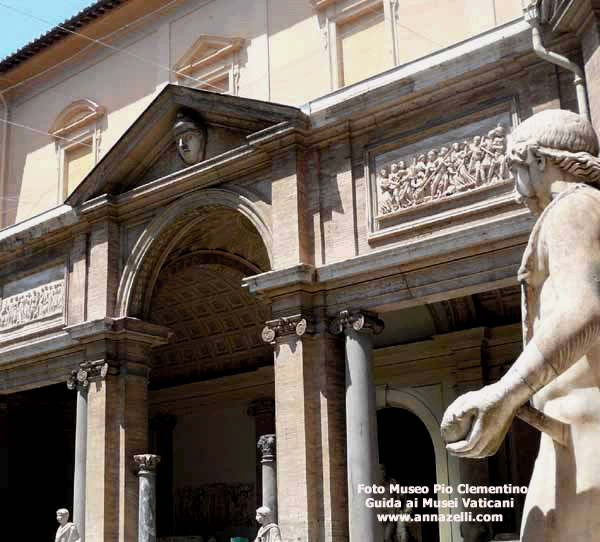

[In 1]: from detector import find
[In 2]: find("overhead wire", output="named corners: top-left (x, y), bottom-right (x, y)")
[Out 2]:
top-left (0, 0), bottom-right (450, 156)
top-left (0, 0), bottom-right (224, 93)
top-left (0, 118), bottom-right (93, 147)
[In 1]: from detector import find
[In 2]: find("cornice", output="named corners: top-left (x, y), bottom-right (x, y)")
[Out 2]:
top-left (551, 0), bottom-right (600, 33)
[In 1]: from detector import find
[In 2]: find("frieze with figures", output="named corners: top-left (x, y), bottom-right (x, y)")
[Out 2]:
top-left (377, 125), bottom-right (510, 215)
top-left (0, 281), bottom-right (64, 330)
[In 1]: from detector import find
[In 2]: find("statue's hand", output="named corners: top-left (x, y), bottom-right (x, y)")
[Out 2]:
top-left (440, 382), bottom-right (518, 458)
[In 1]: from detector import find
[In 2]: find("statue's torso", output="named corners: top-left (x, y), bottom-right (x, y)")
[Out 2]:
top-left (521, 187), bottom-right (600, 541)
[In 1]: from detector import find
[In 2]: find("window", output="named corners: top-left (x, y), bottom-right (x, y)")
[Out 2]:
top-left (49, 99), bottom-right (104, 200)
top-left (173, 35), bottom-right (244, 95)
top-left (338, 8), bottom-right (386, 86)
top-left (313, 0), bottom-right (388, 89)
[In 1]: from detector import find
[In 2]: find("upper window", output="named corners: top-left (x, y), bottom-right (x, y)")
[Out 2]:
top-left (313, 0), bottom-right (387, 89)
top-left (49, 99), bottom-right (104, 200)
top-left (173, 35), bottom-right (245, 95)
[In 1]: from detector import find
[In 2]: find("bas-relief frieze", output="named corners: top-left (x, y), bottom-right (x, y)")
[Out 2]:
top-left (0, 266), bottom-right (64, 332)
top-left (378, 126), bottom-right (508, 213)
top-left (0, 281), bottom-right (63, 329)
top-left (371, 111), bottom-right (514, 227)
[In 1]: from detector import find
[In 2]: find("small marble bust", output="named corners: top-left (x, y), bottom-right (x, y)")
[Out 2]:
top-left (254, 506), bottom-right (281, 542)
top-left (173, 109), bottom-right (207, 165)
top-left (55, 509), bottom-right (80, 542)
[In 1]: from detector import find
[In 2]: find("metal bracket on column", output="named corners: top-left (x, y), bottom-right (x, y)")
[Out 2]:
top-left (66, 359), bottom-right (120, 390)
top-left (329, 309), bottom-right (384, 336)
top-left (261, 314), bottom-right (315, 344)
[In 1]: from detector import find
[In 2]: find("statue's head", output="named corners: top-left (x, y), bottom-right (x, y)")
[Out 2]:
top-left (256, 506), bottom-right (273, 525)
top-left (56, 508), bottom-right (69, 526)
top-left (507, 109), bottom-right (600, 214)
top-left (173, 109), bottom-right (207, 165)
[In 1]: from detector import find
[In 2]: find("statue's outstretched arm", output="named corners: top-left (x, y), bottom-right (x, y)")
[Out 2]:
top-left (442, 192), bottom-right (600, 457)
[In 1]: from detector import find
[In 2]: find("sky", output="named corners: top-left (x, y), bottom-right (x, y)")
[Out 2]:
top-left (0, 0), bottom-right (95, 60)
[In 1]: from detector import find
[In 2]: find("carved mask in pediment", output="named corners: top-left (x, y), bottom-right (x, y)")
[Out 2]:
top-left (173, 109), bottom-right (208, 165)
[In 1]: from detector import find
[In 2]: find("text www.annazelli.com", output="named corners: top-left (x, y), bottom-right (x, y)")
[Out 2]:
top-left (377, 512), bottom-right (503, 523)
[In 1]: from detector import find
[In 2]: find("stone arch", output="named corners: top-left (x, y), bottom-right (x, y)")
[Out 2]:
top-left (116, 188), bottom-right (272, 318)
top-left (381, 387), bottom-right (455, 542)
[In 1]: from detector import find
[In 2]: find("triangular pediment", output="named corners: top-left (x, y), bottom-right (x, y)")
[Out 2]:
top-left (173, 35), bottom-right (244, 81)
top-left (66, 85), bottom-right (308, 206)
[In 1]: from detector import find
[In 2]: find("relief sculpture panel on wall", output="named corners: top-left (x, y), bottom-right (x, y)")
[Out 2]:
top-left (0, 266), bottom-right (65, 332)
top-left (0, 281), bottom-right (64, 329)
top-left (371, 111), bottom-right (514, 225)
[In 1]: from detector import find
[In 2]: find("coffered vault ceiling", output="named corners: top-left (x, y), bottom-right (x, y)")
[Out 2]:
top-left (149, 260), bottom-right (272, 389)
top-left (147, 207), bottom-right (272, 389)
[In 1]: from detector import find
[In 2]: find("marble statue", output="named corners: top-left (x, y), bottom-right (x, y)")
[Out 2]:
top-left (173, 109), bottom-right (207, 165)
top-left (253, 506), bottom-right (281, 542)
top-left (441, 109), bottom-right (600, 541)
top-left (55, 509), bottom-right (80, 542)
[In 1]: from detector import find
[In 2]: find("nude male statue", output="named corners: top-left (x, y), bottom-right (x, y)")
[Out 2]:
top-left (441, 109), bottom-right (600, 541)
top-left (55, 509), bottom-right (80, 542)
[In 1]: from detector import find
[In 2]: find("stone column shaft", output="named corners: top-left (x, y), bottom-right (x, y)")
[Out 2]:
top-left (331, 310), bottom-right (383, 542)
top-left (74, 386), bottom-right (88, 541)
top-left (135, 454), bottom-right (160, 542)
top-left (248, 399), bottom-right (276, 518)
top-left (263, 312), bottom-right (347, 542)
top-left (258, 434), bottom-right (277, 520)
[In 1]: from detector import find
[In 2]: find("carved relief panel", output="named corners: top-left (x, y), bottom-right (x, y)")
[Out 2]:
top-left (367, 105), bottom-right (517, 240)
top-left (0, 265), bottom-right (65, 338)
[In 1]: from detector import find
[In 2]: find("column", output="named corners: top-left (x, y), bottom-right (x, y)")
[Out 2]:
top-left (67, 368), bottom-right (90, 542)
top-left (66, 317), bottom-right (170, 542)
top-left (134, 454), bottom-right (161, 542)
top-left (330, 310), bottom-right (384, 542)
top-left (248, 399), bottom-right (276, 516)
top-left (257, 434), bottom-right (277, 520)
top-left (263, 312), bottom-right (348, 542)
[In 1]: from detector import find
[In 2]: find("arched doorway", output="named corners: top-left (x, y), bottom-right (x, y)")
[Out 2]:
top-left (123, 195), bottom-right (274, 541)
top-left (378, 407), bottom-right (439, 542)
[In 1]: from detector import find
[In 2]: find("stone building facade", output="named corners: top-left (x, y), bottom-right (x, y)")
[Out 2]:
top-left (0, 0), bottom-right (598, 541)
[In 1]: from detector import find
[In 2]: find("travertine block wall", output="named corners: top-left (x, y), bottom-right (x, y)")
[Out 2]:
top-left (271, 330), bottom-right (348, 542)
top-left (85, 365), bottom-right (150, 542)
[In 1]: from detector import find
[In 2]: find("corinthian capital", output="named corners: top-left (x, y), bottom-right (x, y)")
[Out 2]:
top-left (134, 454), bottom-right (161, 474)
top-left (330, 309), bottom-right (384, 336)
top-left (257, 434), bottom-right (276, 462)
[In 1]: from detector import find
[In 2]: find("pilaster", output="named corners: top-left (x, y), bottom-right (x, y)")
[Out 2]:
top-left (66, 317), bottom-right (171, 542)
top-left (271, 147), bottom-right (313, 269)
top-left (263, 310), bottom-right (347, 542)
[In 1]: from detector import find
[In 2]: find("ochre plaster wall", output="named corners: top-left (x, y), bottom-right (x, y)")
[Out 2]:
top-left (3, 0), bottom-right (522, 226)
